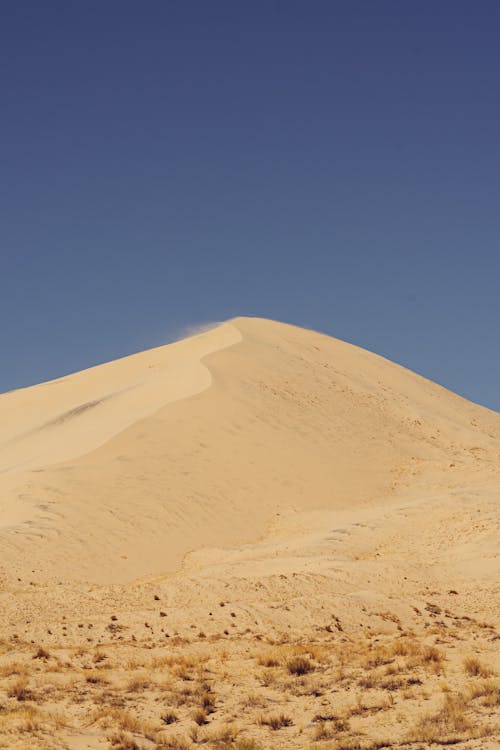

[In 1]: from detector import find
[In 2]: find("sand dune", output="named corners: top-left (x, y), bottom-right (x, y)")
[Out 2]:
top-left (0, 318), bottom-right (498, 749)
top-left (0, 317), bottom-right (498, 584)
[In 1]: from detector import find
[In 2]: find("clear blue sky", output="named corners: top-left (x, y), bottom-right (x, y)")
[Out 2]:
top-left (1, 2), bottom-right (499, 410)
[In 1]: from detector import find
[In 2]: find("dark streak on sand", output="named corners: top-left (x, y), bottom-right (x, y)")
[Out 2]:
top-left (44, 399), bottom-right (106, 427)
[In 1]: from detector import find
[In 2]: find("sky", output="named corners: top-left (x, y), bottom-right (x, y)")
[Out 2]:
top-left (0, 2), bottom-right (499, 410)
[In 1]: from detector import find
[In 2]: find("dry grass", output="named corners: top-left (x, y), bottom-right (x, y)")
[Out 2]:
top-left (259, 712), bottom-right (293, 729)
top-left (84, 668), bottom-right (111, 685)
top-left (126, 674), bottom-right (151, 691)
top-left (191, 707), bottom-right (209, 725)
top-left (231, 740), bottom-right (262, 750)
top-left (7, 676), bottom-right (33, 701)
top-left (287, 655), bottom-right (314, 675)
top-left (406, 691), bottom-right (496, 744)
top-left (91, 706), bottom-right (157, 739)
top-left (161, 709), bottom-right (179, 725)
top-left (256, 653), bottom-right (280, 667)
top-left (160, 736), bottom-right (191, 750)
top-left (108, 732), bottom-right (141, 750)
top-left (0, 661), bottom-right (29, 677)
top-left (467, 679), bottom-right (500, 705)
top-left (312, 718), bottom-right (350, 740)
top-left (0, 623), bottom-right (497, 749)
top-left (463, 655), bottom-right (494, 678)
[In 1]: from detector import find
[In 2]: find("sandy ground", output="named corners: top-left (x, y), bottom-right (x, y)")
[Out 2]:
top-left (0, 317), bottom-right (498, 749)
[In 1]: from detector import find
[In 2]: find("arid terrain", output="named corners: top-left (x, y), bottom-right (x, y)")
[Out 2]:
top-left (0, 317), bottom-right (498, 750)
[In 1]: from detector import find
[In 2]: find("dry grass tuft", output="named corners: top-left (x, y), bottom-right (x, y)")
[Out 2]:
top-left (7, 677), bottom-right (33, 701)
top-left (85, 669), bottom-right (111, 685)
top-left (408, 693), bottom-right (472, 743)
top-left (467, 680), bottom-right (500, 705)
top-left (204, 723), bottom-right (238, 745)
top-left (0, 661), bottom-right (29, 677)
top-left (463, 656), bottom-right (494, 678)
top-left (257, 652), bottom-right (280, 667)
top-left (126, 674), bottom-right (150, 691)
top-left (191, 707), bottom-right (208, 725)
top-left (420, 645), bottom-right (444, 665)
top-left (287, 655), bottom-right (314, 675)
top-left (231, 740), bottom-right (262, 750)
top-left (92, 706), bottom-right (157, 738)
top-left (312, 719), bottom-right (350, 740)
top-left (161, 709), bottom-right (179, 725)
top-left (108, 732), bottom-right (141, 750)
top-left (160, 735), bottom-right (191, 750)
top-left (259, 712), bottom-right (293, 730)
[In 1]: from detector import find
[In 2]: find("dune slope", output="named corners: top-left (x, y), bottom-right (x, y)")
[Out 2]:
top-left (0, 316), bottom-right (498, 585)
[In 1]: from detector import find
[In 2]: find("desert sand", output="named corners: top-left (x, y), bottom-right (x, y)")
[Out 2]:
top-left (0, 317), bottom-right (498, 749)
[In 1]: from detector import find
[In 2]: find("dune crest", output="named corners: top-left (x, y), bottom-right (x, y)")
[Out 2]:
top-left (0, 321), bottom-right (241, 474)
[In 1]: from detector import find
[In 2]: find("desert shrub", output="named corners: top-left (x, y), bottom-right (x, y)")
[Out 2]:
top-left (33, 647), bottom-right (51, 660)
top-left (161, 710), bottom-right (178, 724)
top-left (287, 656), bottom-right (313, 675)
top-left (192, 708), bottom-right (208, 725)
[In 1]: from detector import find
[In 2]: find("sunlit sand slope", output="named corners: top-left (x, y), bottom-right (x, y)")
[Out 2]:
top-left (0, 317), bottom-right (498, 583)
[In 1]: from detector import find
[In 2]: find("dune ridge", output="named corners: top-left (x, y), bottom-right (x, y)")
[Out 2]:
top-left (0, 321), bottom-right (241, 474)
